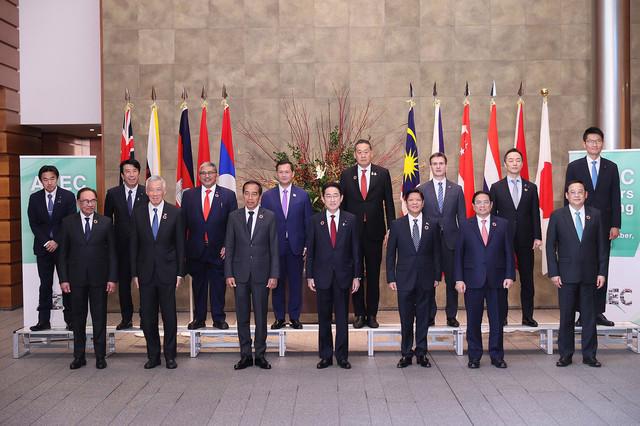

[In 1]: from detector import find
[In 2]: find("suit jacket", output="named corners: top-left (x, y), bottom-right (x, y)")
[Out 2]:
top-left (305, 210), bottom-right (361, 290)
top-left (224, 207), bottom-right (279, 283)
top-left (454, 216), bottom-right (515, 289)
top-left (103, 184), bottom-right (148, 252)
top-left (261, 184), bottom-right (313, 256)
top-left (564, 156), bottom-right (621, 232)
top-left (27, 187), bottom-right (77, 256)
top-left (57, 213), bottom-right (118, 286)
top-left (490, 177), bottom-right (542, 247)
top-left (386, 215), bottom-right (441, 291)
top-left (130, 202), bottom-right (185, 286)
top-left (182, 185), bottom-right (237, 267)
top-left (339, 164), bottom-right (396, 240)
top-left (419, 179), bottom-right (466, 250)
top-left (546, 206), bottom-right (607, 284)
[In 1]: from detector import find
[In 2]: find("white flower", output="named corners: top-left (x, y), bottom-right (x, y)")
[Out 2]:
top-left (315, 164), bottom-right (326, 180)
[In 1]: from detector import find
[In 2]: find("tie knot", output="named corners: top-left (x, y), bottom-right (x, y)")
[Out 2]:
top-left (481, 219), bottom-right (486, 225)
top-left (362, 169), bottom-right (366, 175)
top-left (413, 219), bottom-right (418, 224)
top-left (283, 189), bottom-right (287, 194)
top-left (128, 189), bottom-right (133, 195)
top-left (439, 182), bottom-right (442, 187)
top-left (153, 208), bottom-right (157, 213)
top-left (592, 160), bottom-right (597, 165)
top-left (330, 214), bottom-right (335, 220)
top-left (248, 211), bottom-right (254, 216)
top-left (205, 189), bottom-right (211, 195)
top-left (511, 179), bottom-right (518, 185)
top-left (85, 217), bottom-right (90, 222)
top-left (575, 211), bottom-right (581, 217)
top-left (48, 194), bottom-right (52, 199)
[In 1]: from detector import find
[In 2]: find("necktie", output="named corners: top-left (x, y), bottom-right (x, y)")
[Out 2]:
top-left (412, 219), bottom-right (420, 251)
top-left (282, 189), bottom-right (288, 218)
top-left (127, 189), bottom-right (133, 216)
top-left (247, 211), bottom-right (254, 238)
top-left (203, 189), bottom-right (212, 243)
top-left (152, 208), bottom-right (159, 240)
top-left (511, 179), bottom-right (520, 208)
top-left (591, 160), bottom-right (598, 189)
top-left (84, 217), bottom-right (91, 241)
top-left (437, 182), bottom-right (444, 213)
top-left (481, 219), bottom-right (489, 246)
top-left (360, 169), bottom-right (368, 199)
top-left (330, 214), bottom-right (337, 248)
top-left (575, 211), bottom-right (583, 242)
top-left (47, 194), bottom-right (54, 217)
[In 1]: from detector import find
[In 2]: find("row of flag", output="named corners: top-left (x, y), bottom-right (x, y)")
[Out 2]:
top-left (401, 82), bottom-right (554, 274)
top-left (119, 87), bottom-right (237, 208)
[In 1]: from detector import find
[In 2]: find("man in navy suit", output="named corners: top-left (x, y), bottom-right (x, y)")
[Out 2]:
top-left (27, 165), bottom-right (77, 331)
top-left (261, 160), bottom-right (313, 329)
top-left (386, 188), bottom-right (440, 368)
top-left (306, 182), bottom-right (361, 369)
top-left (182, 162), bottom-right (237, 330)
top-left (547, 180), bottom-right (607, 368)
top-left (564, 127), bottom-right (621, 326)
top-left (104, 159), bottom-right (148, 330)
top-left (455, 191), bottom-right (515, 369)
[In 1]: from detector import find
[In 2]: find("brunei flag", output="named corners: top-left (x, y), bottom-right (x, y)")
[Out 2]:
top-left (175, 102), bottom-right (195, 207)
top-left (401, 84), bottom-right (419, 214)
top-left (145, 100), bottom-right (161, 179)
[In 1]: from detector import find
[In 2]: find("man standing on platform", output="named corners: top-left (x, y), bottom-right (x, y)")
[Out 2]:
top-left (564, 127), bottom-right (620, 326)
top-left (28, 165), bottom-right (77, 331)
top-left (130, 176), bottom-right (184, 370)
top-left (386, 188), bottom-right (440, 368)
top-left (340, 139), bottom-right (395, 329)
top-left (490, 148), bottom-right (542, 327)
top-left (182, 162), bottom-right (237, 330)
top-left (455, 191), bottom-right (514, 369)
top-left (419, 152), bottom-right (465, 327)
top-left (104, 159), bottom-right (148, 330)
top-left (547, 180), bottom-right (606, 368)
top-left (225, 181), bottom-right (279, 370)
top-left (58, 187), bottom-right (117, 370)
top-left (261, 160), bottom-right (312, 330)
top-left (306, 182), bottom-right (360, 369)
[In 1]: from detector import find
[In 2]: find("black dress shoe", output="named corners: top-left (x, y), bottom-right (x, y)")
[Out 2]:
top-left (396, 356), bottom-right (412, 368)
top-left (69, 357), bottom-right (86, 370)
top-left (144, 359), bottom-right (161, 369)
top-left (446, 318), bottom-right (460, 327)
top-left (66, 323), bottom-right (73, 331)
top-left (428, 318), bottom-right (436, 327)
top-left (468, 359), bottom-right (480, 369)
top-left (289, 319), bottom-right (303, 329)
top-left (367, 316), bottom-right (379, 328)
top-left (30, 322), bottom-right (51, 332)
top-left (255, 357), bottom-right (271, 369)
top-left (417, 355), bottom-right (431, 368)
top-left (596, 314), bottom-right (614, 327)
top-left (522, 317), bottom-right (538, 327)
top-left (96, 358), bottom-right (107, 369)
top-left (166, 359), bottom-right (178, 369)
top-left (270, 319), bottom-right (286, 330)
top-left (583, 357), bottom-right (602, 367)
top-left (234, 356), bottom-right (254, 370)
top-left (353, 316), bottom-right (365, 329)
top-left (491, 358), bottom-right (507, 369)
top-left (213, 320), bottom-right (229, 330)
top-left (575, 316), bottom-right (583, 326)
top-left (187, 320), bottom-right (206, 330)
top-left (317, 358), bottom-right (333, 369)
top-left (116, 321), bottom-right (133, 330)
top-left (337, 359), bottom-right (351, 369)
top-left (556, 356), bottom-right (572, 367)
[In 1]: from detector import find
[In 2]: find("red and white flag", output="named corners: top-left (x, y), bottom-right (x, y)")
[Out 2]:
top-left (482, 81), bottom-right (501, 191)
top-left (196, 102), bottom-right (210, 187)
top-left (458, 92), bottom-right (475, 218)
top-left (514, 96), bottom-right (530, 180)
top-left (535, 94), bottom-right (554, 275)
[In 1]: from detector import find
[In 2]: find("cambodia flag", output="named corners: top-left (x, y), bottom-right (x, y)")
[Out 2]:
top-left (175, 106), bottom-right (195, 207)
top-left (218, 101), bottom-right (236, 193)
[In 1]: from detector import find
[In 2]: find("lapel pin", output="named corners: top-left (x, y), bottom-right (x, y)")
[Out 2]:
top-left (292, 193), bottom-right (297, 197)
top-left (162, 213), bottom-right (167, 220)
top-left (492, 222), bottom-right (497, 227)
top-left (353, 176), bottom-right (357, 180)
top-left (93, 219), bottom-right (98, 224)
top-left (371, 172), bottom-right (377, 176)
top-left (342, 221), bottom-right (347, 227)
top-left (258, 214), bottom-right (264, 219)
top-left (424, 224), bottom-right (429, 230)
top-left (586, 215), bottom-right (591, 220)
top-left (215, 193), bottom-right (220, 198)
top-left (524, 187), bottom-right (528, 192)
top-left (320, 221), bottom-right (325, 226)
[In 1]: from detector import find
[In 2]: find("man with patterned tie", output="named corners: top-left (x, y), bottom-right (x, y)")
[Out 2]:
top-left (182, 162), bottom-right (237, 330)
top-left (27, 165), bottom-right (77, 331)
top-left (547, 180), bottom-right (607, 367)
top-left (104, 159), bottom-right (148, 330)
top-left (564, 127), bottom-right (621, 326)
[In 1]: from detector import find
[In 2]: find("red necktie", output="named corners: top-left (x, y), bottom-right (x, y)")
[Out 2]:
top-left (203, 189), bottom-right (211, 242)
top-left (330, 215), bottom-right (337, 248)
top-left (481, 219), bottom-right (488, 246)
top-left (360, 169), bottom-right (368, 199)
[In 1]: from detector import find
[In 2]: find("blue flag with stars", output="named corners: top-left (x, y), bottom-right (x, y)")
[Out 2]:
top-left (402, 85), bottom-right (419, 198)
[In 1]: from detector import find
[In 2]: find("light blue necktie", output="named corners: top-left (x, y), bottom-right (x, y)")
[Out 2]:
top-left (437, 182), bottom-right (444, 213)
top-left (575, 211), bottom-right (583, 242)
top-left (591, 160), bottom-right (598, 189)
top-left (152, 208), bottom-right (159, 240)
top-left (511, 179), bottom-right (520, 208)
top-left (47, 194), bottom-right (54, 217)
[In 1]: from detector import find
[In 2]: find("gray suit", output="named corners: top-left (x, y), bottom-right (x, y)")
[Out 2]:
top-left (224, 206), bottom-right (279, 358)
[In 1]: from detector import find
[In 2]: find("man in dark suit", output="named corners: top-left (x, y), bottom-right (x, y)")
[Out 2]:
top-left (182, 162), bottom-right (237, 330)
top-left (419, 152), bottom-right (466, 327)
top-left (104, 159), bottom-right (148, 330)
top-left (490, 148), bottom-right (542, 327)
top-left (455, 191), bottom-right (515, 369)
top-left (261, 159), bottom-right (312, 330)
top-left (58, 187), bottom-right (117, 370)
top-left (564, 126), bottom-right (620, 326)
top-left (225, 181), bottom-right (279, 370)
top-left (386, 188), bottom-right (440, 368)
top-left (339, 139), bottom-right (395, 329)
top-left (130, 176), bottom-right (185, 370)
top-left (306, 182), bottom-right (361, 369)
top-left (27, 165), bottom-right (77, 331)
top-left (547, 180), bottom-right (607, 368)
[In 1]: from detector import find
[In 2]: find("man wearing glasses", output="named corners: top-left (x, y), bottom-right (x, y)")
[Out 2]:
top-left (181, 162), bottom-right (237, 330)
top-left (564, 127), bottom-right (621, 326)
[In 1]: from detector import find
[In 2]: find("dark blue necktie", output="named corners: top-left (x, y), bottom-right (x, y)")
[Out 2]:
top-left (127, 189), bottom-right (133, 216)
top-left (84, 217), bottom-right (91, 241)
top-left (152, 208), bottom-right (159, 240)
top-left (47, 194), bottom-right (53, 217)
top-left (437, 182), bottom-right (444, 213)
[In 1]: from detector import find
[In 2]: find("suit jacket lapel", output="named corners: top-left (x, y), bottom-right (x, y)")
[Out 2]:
top-left (352, 167), bottom-right (364, 201)
top-left (562, 207), bottom-right (581, 244)
top-left (141, 206), bottom-right (154, 240)
top-left (470, 217), bottom-right (485, 246)
top-left (581, 157), bottom-right (595, 192)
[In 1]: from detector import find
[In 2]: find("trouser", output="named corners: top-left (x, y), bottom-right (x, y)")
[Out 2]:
top-left (116, 249), bottom-right (140, 323)
top-left (317, 275), bottom-right (350, 361)
top-left (140, 278), bottom-right (177, 362)
top-left (465, 286), bottom-right (506, 361)
top-left (272, 240), bottom-right (304, 321)
top-left (558, 282), bottom-right (597, 359)
top-left (71, 284), bottom-right (107, 359)
top-left (190, 260), bottom-right (226, 322)
top-left (235, 277), bottom-right (269, 358)
top-left (504, 244), bottom-right (536, 321)
top-left (430, 242), bottom-right (458, 320)
top-left (36, 252), bottom-right (71, 324)
top-left (353, 231), bottom-right (382, 317)
top-left (398, 284), bottom-right (433, 357)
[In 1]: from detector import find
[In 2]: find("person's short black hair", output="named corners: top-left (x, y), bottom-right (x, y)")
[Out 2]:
top-left (472, 190), bottom-right (491, 204)
top-left (503, 147), bottom-right (523, 162)
top-left (38, 165), bottom-right (59, 180)
top-left (120, 158), bottom-right (141, 174)
top-left (275, 159), bottom-right (294, 172)
top-left (242, 180), bottom-right (263, 195)
top-left (354, 139), bottom-right (372, 150)
top-left (583, 126), bottom-right (604, 142)
top-left (403, 188), bottom-right (424, 202)
top-left (565, 179), bottom-right (587, 193)
top-left (322, 182), bottom-right (342, 196)
top-left (76, 187), bottom-right (97, 200)
top-left (429, 152), bottom-right (448, 164)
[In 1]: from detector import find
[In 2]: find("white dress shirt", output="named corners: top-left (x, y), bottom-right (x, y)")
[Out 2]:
top-left (358, 165), bottom-right (371, 192)
top-left (476, 215), bottom-right (491, 236)
top-left (325, 209), bottom-right (340, 237)
top-left (201, 184), bottom-right (216, 211)
top-left (569, 205), bottom-right (586, 231)
top-left (45, 188), bottom-right (57, 210)
top-left (432, 178), bottom-right (446, 199)
top-left (124, 184), bottom-right (138, 201)
top-left (407, 212), bottom-right (422, 240)
top-left (245, 206), bottom-right (259, 238)
top-left (80, 212), bottom-right (94, 231)
top-left (586, 155), bottom-right (601, 175)
top-left (148, 201), bottom-right (165, 228)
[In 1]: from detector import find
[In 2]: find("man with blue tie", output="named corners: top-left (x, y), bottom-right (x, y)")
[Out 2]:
top-left (546, 180), bottom-right (606, 367)
top-left (182, 162), bottom-right (237, 330)
top-left (455, 191), bottom-right (515, 369)
top-left (261, 160), bottom-right (313, 329)
top-left (27, 165), bottom-right (77, 331)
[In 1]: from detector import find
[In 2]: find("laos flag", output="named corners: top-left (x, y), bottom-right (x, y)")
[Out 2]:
top-left (218, 100), bottom-right (236, 193)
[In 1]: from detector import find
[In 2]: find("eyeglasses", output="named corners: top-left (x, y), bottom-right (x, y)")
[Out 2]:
top-left (199, 171), bottom-right (217, 176)
top-left (78, 199), bottom-right (97, 205)
top-left (474, 200), bottom-right (491, 206)
top-left (585, 139), bottom-right (603, 146)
